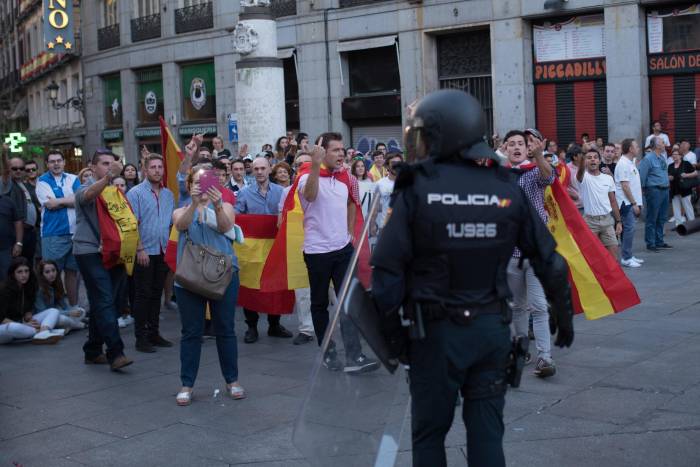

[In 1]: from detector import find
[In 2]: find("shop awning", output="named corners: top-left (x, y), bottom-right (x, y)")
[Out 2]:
top-left (337, 35), bottom-right (397, 53)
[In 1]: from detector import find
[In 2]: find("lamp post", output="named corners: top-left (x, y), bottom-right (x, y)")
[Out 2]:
top-left (46, 80), bottom-right (84, 116)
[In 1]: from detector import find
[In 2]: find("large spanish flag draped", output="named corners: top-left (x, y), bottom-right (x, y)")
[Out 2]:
top-left (260, 163), bottom-right (371, 292)
top-left (159, 116), bottom-right (184, 205)
top-left (235, 214), bottom-right (295, 313)
top-left (96, 186), bottom-right (140, 275)
top-left (544, 164), bottom-right (640, 319)
top-left (164, 216), bottom-right (294, 313)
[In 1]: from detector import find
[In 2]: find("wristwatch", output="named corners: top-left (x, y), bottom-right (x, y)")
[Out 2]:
top-left (15, 242), bottom-right (23, 247)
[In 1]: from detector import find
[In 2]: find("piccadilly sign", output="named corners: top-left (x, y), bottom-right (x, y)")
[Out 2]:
top-left (534, 58), bottom-right (606, 83)
top-left (44, 0), bottom-right (76, 54)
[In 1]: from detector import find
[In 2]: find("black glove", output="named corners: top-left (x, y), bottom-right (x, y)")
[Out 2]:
top-left (380, 309), bottom-right (409, 362)
top-left (549, 295), bottom-right (574, 348)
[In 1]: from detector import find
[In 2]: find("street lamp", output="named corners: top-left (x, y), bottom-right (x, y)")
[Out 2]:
top-left (46, 80), bottom-right (84, 116)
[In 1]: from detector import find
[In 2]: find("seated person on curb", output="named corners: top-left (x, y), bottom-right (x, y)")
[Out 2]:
top-left (577, 147), bottom-right (623, 259)
top-left (35, 259), bottom-right (86, 331)
top-left (0, 257), bottom-right (64, 344)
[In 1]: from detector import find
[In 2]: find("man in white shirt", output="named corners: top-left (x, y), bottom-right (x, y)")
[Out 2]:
top-left (614, 139), bottom-right (645, 268)
top-left (644, 121), bottom-right (670, 153)
top-left (370, 152), bottom-right (403, 237)
top-left (576, 147), bottom-right (623, 259)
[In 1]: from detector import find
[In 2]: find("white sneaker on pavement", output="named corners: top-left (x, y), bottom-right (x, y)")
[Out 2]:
top-left (621, 258), bottom-right (641, 268)
top-left (630, 256), bottom-right (645, 264)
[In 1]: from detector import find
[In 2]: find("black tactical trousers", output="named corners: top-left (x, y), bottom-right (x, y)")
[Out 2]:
top-left (409, 313), bottom-right (511, 467)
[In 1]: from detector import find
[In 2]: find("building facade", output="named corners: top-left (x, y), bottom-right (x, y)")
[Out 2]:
top-left (75, 0), bottom-right (700, 163)
top-left (0, 0), bottom-right (27, 139)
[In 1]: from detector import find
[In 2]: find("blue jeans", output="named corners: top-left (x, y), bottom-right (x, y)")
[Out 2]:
top-left (644, 186), bottom-right (669, 248)
top-left (620, 203), bottom-right (636, 260)
top-left (175, 274), bottom-right (240, 388)
top-left (76, 253), bottom-right (126, 363)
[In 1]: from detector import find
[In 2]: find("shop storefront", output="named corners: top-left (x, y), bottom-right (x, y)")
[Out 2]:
top-left (647, 4), bottom-right (700, 146)
top-left (102, 74), bottom-right (124, 158)
top-left (180, 61), bottom-right (217, 146)
top-left (134, 67), bottom-right (164, 156)
top-left (533, 14), bottom-right (608, 146)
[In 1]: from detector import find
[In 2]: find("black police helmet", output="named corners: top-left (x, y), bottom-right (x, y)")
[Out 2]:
top-left (404, 89), bottom-right (497, 162)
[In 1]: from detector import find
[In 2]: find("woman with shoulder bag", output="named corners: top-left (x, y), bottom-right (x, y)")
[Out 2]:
top-left (668, 148), bottom-right (698, 227)
top-left (171, 165), bottom-right (243, 406)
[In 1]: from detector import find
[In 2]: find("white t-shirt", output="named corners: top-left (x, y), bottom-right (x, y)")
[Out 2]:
top-left (645, 132), bottom-right (670, 150)
top-left (297, 174), bottom-right (352, 254)
top-left (375, 177), bottom-right (395, 229)
top-left (683, 151), bottom-right (697, 166)
top-left (357, 179), bottom-right (375, 220)
top-left (580, 171), bottom-right (615, 216)
top-left (614, 156), bottom-right (643, 208)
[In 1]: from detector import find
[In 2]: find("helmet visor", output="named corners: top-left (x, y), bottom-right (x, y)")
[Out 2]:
top-left (404, 119), bottom-right (428, 163)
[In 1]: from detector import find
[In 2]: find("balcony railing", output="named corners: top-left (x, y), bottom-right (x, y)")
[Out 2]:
top-left (131, 13), bottom-right (161, 42)
top-left (270, 0), bottom-right (296, 18)
top-left (175, 2), bottom-right (213, 35)
top-left (98, 24), bottom-right (120, 51)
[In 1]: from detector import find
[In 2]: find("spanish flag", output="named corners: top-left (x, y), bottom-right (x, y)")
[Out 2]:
top-left (235, 214), bottom-right (295, 313)
top-left (163, 216), bottom-right (294, 313)
top-left (544, 164), bottom-right (640, 319)
top-left (97, 186), bottom-right (140, 275)
top-left (159, 116), bottom-right (183, 205)
top-left (260, 163), bottom-right (371, 292)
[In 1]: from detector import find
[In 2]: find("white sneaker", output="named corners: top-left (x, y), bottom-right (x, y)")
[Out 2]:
top-left (123, 315), bottom-right (134, 326)
top-left (630, 256), bottom-right (645, 264)
top-left (118, 317), bottom-right (127, 328)
top-left (621, 258), bottom-right (641, 268)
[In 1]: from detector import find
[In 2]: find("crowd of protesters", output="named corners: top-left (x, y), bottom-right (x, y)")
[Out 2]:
top-left (1, 119), bottom-right (698, 399)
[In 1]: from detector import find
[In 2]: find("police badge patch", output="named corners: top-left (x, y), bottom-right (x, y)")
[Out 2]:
top-left (190, 78), bottom-right (206, 110)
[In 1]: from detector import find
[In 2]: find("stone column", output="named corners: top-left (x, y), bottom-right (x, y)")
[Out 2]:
top-left (120, 69), bottom-right (138, 164)
top-left (233, 3), bottom-right (286, 153)
top-left (162, 62), bottom-right (182, 142)
top-left (604, 4), bottom-right (648, 143)
top-left (491, 17), bottom-right (535, 135)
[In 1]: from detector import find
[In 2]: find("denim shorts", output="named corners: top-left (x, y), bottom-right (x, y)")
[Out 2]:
top-left (42, 235), bottom-right (78, 271)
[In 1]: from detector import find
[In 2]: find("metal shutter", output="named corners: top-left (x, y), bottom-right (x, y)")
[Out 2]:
top-left (651, 76), bottom-right (675, 143)
top-left (351, 125), bottom-right (403, 155)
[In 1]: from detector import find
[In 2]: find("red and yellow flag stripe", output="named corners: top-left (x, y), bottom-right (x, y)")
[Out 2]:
top-left (545, 164), bottom-right (640, 319)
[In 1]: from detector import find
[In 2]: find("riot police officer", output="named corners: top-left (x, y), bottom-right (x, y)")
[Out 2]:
top-left (371, 90), bottom-right (575, 467)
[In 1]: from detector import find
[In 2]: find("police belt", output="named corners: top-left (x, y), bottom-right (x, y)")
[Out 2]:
top-left (420, 300), bottom-right (506, 324)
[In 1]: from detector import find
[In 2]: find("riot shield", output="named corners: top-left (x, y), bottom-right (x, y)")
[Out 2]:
top-left (293, 194), bottom-right (411, 467)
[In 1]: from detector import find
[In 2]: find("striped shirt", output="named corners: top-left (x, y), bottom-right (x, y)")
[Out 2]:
top-left (512, 166), bottom-right (555, 259)
top-left (126, 180), bottom-right (175, 255)
top-left (36, 172), bottom-right (81, 236)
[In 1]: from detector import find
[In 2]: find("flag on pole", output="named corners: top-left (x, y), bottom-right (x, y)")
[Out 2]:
top-left (159, 116), bottom-right (183, 205)
top-left (544, 164), bottom-right (640, 319)
top-left (260, 162), bottom-right (371, 292)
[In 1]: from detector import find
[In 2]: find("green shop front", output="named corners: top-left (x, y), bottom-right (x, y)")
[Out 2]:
top-left (101, 74), bottom-right (125, 160)
top-left (180, 61), bottom-right (217, 147)
top-left (134, 67), bottom-right (165, 157)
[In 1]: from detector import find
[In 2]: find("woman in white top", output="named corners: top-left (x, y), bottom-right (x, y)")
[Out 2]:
top-left (351, 158), bottom-right (375, 220)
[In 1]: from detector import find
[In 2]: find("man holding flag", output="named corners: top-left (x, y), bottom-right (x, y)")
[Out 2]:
top-left (235, 157), bottom-right (293, 343)
top-left (73, 150), bottom-right (137, 371)
top-left (503, 129), bottom-right (558, 378)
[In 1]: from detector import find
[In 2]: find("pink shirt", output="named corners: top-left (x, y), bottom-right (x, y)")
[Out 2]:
top-left (298, 173), bottom-right (352, 254)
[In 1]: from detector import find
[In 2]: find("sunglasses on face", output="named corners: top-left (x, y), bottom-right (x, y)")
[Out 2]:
top-left (26, 168), bottom-right (37, 173)
top-left (10, 167), bottom-right (25, 171)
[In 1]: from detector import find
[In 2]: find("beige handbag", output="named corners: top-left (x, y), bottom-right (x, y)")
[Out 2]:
top-left (175, 232), bottom-right (233, 301)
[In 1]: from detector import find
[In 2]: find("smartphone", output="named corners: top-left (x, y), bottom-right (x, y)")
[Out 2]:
top-left (199, 169), bottom-right (223, 194)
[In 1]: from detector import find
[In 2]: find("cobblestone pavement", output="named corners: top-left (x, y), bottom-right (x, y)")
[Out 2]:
top-left (2, 228), bottom-right (700, 466)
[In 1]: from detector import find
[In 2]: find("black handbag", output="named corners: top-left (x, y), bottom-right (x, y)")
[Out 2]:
top-left (680, 176), bottom-right (700, 190)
